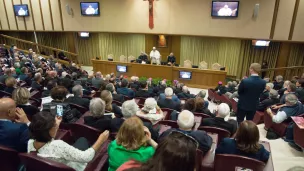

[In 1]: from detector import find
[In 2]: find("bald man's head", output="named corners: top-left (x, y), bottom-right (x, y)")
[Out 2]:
top-left (0, 98), bottom-right (16, 120)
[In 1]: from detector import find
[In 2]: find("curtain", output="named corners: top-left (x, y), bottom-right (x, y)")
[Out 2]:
top-left (285, 44), bottom-right (304, 79)
top-left (77, 33), bottom-right (145, 65)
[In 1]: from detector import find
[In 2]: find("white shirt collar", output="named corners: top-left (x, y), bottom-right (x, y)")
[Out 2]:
top-left (251, 74), bottom-right (259, 76)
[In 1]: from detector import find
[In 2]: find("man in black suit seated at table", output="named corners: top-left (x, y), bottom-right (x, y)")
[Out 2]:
top-left (135, 80), bottom-right (153, 98)
top-left (177, 86), bottom-right (195, 99)
top-left (64, 85), bottom-right (90, 109)
top-left (201, 103), bottom-right (237, 136)
top-left (257, 89), bottom-right (280, 112)
top-left (137, 52), bottom-right (148, 64)
top-left (237, 63), bottom-right (266, 123)
top-left (106, 83), bottom-right (124, 103)
top-left (167, 52), bottom-right (176, 66)
top-left (157, 87), bottom-right (181, 111)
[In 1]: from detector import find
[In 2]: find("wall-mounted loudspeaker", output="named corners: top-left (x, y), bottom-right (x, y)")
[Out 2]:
top-left (253, 4), bottom-right (260, 18)
top-left (66, 4), bottom-right (72, 15)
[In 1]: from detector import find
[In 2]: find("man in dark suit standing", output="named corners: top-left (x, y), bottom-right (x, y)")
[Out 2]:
top-left (64, 85), bottom-right (90, 109)
top-left (237, 63), bottom-right (266, 123)
top-left (0, 98), bottom-right (30, 152)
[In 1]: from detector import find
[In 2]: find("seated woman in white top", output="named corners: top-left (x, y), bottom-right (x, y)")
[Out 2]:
top-left (27, 111), bottom-right (109, 171)
top-left (136, 98), bottom-right (164, 125)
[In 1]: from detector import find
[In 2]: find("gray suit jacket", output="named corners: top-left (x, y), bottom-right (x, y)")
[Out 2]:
top-left (91, 78), bottom-right (103, 89)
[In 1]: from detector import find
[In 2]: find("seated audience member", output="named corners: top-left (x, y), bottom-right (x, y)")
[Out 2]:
top-left (155, 80), bottom-right (167, 95)
top-left (4, 76), bottom-right (17, 94)
top-left (92, 72), bottom-right (103, 89)
top-left (291, 76), bottom-right (299, 84)
top-left (135, 80), bottom-right (153, 98)
top-left (264, 77), bottom-right (270, 83)
top-left (196, 90), bottom-right (209, 108)
top-left (117, 79), bottom-right (135, 98)
top-left (193, 97), bottom-right (214, 117)
top-left (296, 79), bottom-right (304, 101)
top-left (159, 110), bottom-right (212, 152)
top-left (0, 68), bottom-right (12, 84)
top-left (18, 67), bottom-right (28, 81)
top-left (177, 86), bottom-right (195, 99)
top-left (110, 100), bottom-right (158, 141)
top-left (106, 83), bottom-right (124, 103)
top-left (280, 83), bottom-right (297, 104)
top-left (31, 73), bottom-right (43, 91)
top-left (225, 81), bottom-right (235, 93)
top-left (117, 131), bottom-right (197, 171)
top-left (201, 103), bottom-right (237, 135)
top-left (216, 120), bottom-right (270, 162)
top-left (42, 80), bottom-right (57, 97)
top-left (12, 87), bottom-right (39, 117)
top-left (65, 85), bottom-right (90, 109)
top-left (100, 90), bottom-right (122, 117)
top-left (267, 94), bottom-right (304, 124)
top-left (260, 83), bottom-right (274, 102)
top-left (28, 111), bottom-right (109, 171)
top-left (136, 98), bottom-right (164, 125)
top-left (278, 80), bottom-right (291, 99)
top-left (43, 86), bottom-right (82, 123)
top-left (84, 98), bottom-right (112, 131)
top-left (0, 98), bottom-right (30, 152)
top-left (129, 76), bottom-right (140, 91)
top-left (273, 75), bottom-right (284, 90)
top-left (215, 81), bottom-right (227, 95)
top-left (86, 73), bottom-right (94, 85)
top-left (257, 89), bottom-right (280, 112)
top-left (157, 87), bottom-right (181, 111)
top-left (108, 117), bottom-right (157, 171)
top-left (174, 83), bottom-right (184, 94)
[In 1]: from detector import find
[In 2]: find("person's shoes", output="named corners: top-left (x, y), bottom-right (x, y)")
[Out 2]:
top-left (288, 142), bottom-right (303, 152)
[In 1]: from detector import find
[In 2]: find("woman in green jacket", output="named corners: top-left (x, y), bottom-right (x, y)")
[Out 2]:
top-left (108, 117), bottom-right (158, 171)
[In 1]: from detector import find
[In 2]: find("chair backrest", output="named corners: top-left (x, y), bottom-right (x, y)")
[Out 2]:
top-left (93, 91), bottom-right (101, 97)
top-left (157, 120), bottom-right (179, 135)
top-left (161, 108), bottom-right (174, 120)
top-left (19, 153), bottom-right (75, 171)
top-left (29, 97), bottom-right (42, 107)
top-left (0, 90), bottom-right (11, 98)
top-left (123, 95), bottom-right (132, 100)
top-left (89, 86), bottom-right (99, 91)
top-left (0, 145), bottom-right (20, 171)
top-left (62, 123), bottom-right (101, 144)
top-left (128, 55), bottom-right (136, 62)
top-left (120, 55), bottom-right (127, 62)
top-left (183, 60), bottom-right (192, 68)
top-left (70, 103), bottom-right (89, 114)
top-left (112, 100), bottom-right (122, 106)
top-left (134, 97), bottom-right (146, 105)
top-left (214, 154), bottom-right (266, 171)
top-left (212, 63), bottom-right (221, 70)
top-left (199, 61), bottom-right (208, 69)
top-left (107, 54), bottom-right (113, 60)
top-left (198, 126), bottom-right (231, 143)
top-left (0, 82), bottom-right (6, 90)
top-left (138, 116), bottom-right (153, 124)
top-left (30, 90), bottom-right (42, 99)
top-left (208, 89), bottom-right (215, 101)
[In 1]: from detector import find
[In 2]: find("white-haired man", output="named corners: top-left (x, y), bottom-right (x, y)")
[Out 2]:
top-left (157, 87), bottom-right (181, 111)
top-left (260, 82), bottom-right (274, 101)
top-left (177, 85), bottom-right (195, 99)
top-left (92, 71), bottom-right (104, 89)
top-left (159, 110), bottom-right (212, 152)
top-left (149, 47), bottom-right (161, 65)
top-left (110, 100), bottom-right (159, 140)
top-left (201, 103), bottom-right (237, 135)
top-left (64, 85), bottom-right (90, 109)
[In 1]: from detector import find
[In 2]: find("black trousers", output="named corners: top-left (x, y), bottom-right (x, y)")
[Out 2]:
top-left (237, 108), bottom-right (256, 123)
top-left (72, 137), bottom-right (90, 151)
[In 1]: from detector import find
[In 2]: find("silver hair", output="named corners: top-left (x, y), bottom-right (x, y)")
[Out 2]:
top-left (89, 98), bottom-right (105, 117)
top-left (269, 89), bottom-right (278, 99)
top-left (165, 87), bottom-right (173, 97)
top-left (266, 83), bottom-right (274, 89)
top-left (34, 73), bottom-right (41, 81)
top-left (72, 85), bottom-right (83, 97)
top-left (177, 110), bottom-right (194, 130)
top-left (285, 93), bottom-right (298, 105)
top-left (182, 86), bottom-right (189, 93)
top-left (96, 72), bottom-right (102, 78)
top-left (14, 62), bottom-right (20, 68)
top-left (197, 90), bottom-right (206, 98)
top-left (143, 98), bottom-right (157, 112)
top-left (121, 100), bottom-right (139, 118)
top-left (276, 75), bottom-right (283, 82)
top-left (217, 103), bottom-right (230, 118)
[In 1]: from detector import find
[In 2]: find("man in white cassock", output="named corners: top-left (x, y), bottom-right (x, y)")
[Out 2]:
top-left (218, 5), bottom-right (232, 16)
top-left (85, 5), bottom-right (96, 15)
top-left (150, 47), bottom-right (161, 65)
top-left (18, 8), bottom-right (26, 16)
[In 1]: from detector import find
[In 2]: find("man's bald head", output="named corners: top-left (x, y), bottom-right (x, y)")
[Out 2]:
top-left (0, 98), bottom-right (16, 120)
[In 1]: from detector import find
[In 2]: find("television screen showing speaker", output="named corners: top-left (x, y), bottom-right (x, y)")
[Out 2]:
top-left (179, 71), bottom-right (192, 80)
top-left (252, 40), bottom-right (270, 47)
top-left (80, 2), bottom-right (99, 16)
top-left (13, 5), bottom-right (29, 16)
top-left (117, 65), bottom-right (127, 73)
top-left (211, 1), bottom-right (239, 17)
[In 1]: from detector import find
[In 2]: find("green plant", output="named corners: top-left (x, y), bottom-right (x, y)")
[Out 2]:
top-left (166, 80), bottom-right (172, 87)
top-left (139, 77), bottom-right (148, 82)
top-left (152, 77), bottom-right (162, 86)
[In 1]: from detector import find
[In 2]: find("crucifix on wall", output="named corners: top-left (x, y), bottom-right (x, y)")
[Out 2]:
top-left (144, 0), bottom-right (157, 29)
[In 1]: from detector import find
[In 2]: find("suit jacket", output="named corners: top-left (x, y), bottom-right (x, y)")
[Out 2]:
top-left (135, 89), bottom-right (153, 98)
top-left (274, 81), bottom-right (284, 90)
top-left (113, 93), bottom-right (125, 103)
top-left (17, 104), bottom-right (39, 118)
top-left (201, 117), bottom-right (237, 135)
top-left (31, 81), bottom-right (43, 91)
top-left (129, 82), bottom-right (140, 91)
top-left (64, 96), bottom-right (90, 109)
top-left (157, 98), bottom-right (181, 111)
top-left (4, 87), bottom-right (15, 94)
top-left (167, 56), bottom-right (176, 64)
top-left (259, 90), bottom-right (269, 102)
top-left (84, 115), bottom-right (112, 132)
top-left (18, 74), bottom-right (28, 81)
top-left (0, 75), bottom-right (8, 84)
top-left (238, 76), bottom-right (266, 111)
top-left (177, 92), bottom-right (195, 99)
top-left (117, 87), bottom-right (135, 98)
top-left (296, 87), bottom-right (304, 102)
top-left (42, 90), bottom-right (51, 97)
top-left (216, 138), bottom-right (270, 163)
top-left (92, 78), bottom-right (103, 89)
top-left (278, 88), bottom-right (287, 100)
top-left (257, 98), bottom-right (280, 112)
top-left (0, 121), bottom-right (29, 152)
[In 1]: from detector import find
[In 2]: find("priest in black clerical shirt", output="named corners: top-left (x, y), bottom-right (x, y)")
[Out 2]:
top-left (167, 52), bottom-right (176, 66)
top-left (138, 52), bottom-right (148, 63)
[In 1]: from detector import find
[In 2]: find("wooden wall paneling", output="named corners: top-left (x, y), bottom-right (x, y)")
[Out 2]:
top-left (20, 0), bottom-right (27, 30)
top-left (0, 0), bottom-right (9, 30)
top-left (289, 0), bottom-right (300, 40)
top-left (13, 0), bottom-right (26, 30)
top-left (48, 0), bottom-right (54, 30)
top-left (31, 0), bottom-right (43, 30)
top-left (40, 0), bottom-right (52, 30)
top-left (23, 0), bottom-right (35, 30)
top-left (275, 42), bottom-right (291, 76)
top-left (4, 0), bottom-right (18, 30)
top-left (270, 0), bottom-right (280, 39)
top-left (50, 0), bottom-right (63, 31)
top-left (58, 0), bottom-right (64, 31)
top-left (291, 0), bottom-right (304, 41)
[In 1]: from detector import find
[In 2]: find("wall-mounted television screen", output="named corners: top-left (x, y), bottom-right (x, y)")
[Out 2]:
top-left (13, 5), bottom-right (29, 17)
top-left (80, 2), bottom-right (99, 16)
top-left (117, 65), bottom-right (127, 73)
top-left (211, 1), bottom-right (239, 17)
top-left (179, 71), bottom-right (192, 80)
top-left (78, 32), bottom-right (90, 38)
top-left (252, 40), bottom-right (271, 47)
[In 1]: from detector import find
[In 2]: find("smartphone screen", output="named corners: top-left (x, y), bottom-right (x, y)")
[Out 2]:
top-left (56, 105), bottom-right (63, 117)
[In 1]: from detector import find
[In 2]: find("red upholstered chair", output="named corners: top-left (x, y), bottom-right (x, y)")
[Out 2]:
top-left (264, 110), bottom-right (291, 137)
top-left (214, 154), bottom-right (266, 171)
top-left (230, 98), bottom-right (238, 113)
top-left (123, 95), bottom-right (132, 100)
top-left (0, 145), bottom-right (20, 171)
top-left (134, 97), bottom-right (146, 105)
top-left (157, 120), bottom-right (178, 135)
top-left (93, 91), bottom-right (101, 98)
top-left (29, 97), bottom-right (42, 108)
top-left (161, 108), bottom-right (174, 120)
top-left (253, 111), bottom-right (266, 125)
top-left (75, 111), bottom-right (91, 124)
top-left (201, 133), bottom-right (218, 171)
top-left (112, 100), bottom-right (122, 106)
top-left (208, 89), bottom-right (215, 101)
top-left (198, 126), bottom-right (231, 144)
top-left (88, 86), bottom-right (99, 91)
top-left (193, 113), bottom-right (211, 130)
top-left (30, 90), bottom-right (42, 99)
top-left (70, 103), bottom-right (89, 114)
top-left (292, 117), bottom-right (304, 149)
top-left (0, 90), bottom-right (11, 98)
